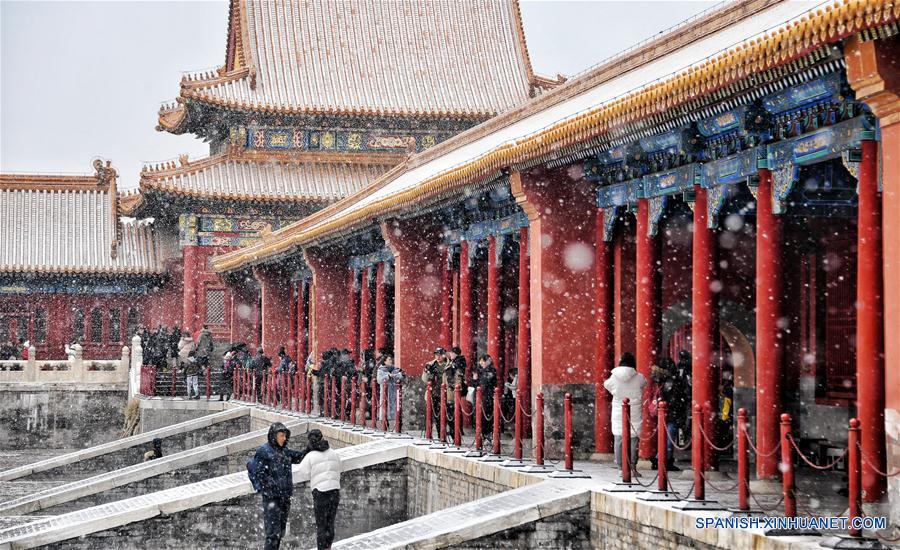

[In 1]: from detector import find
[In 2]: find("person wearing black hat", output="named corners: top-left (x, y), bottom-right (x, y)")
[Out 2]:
top-left (443, 347), bottom-right (467, 438)
top-left (251, 347), bottom-right (272, 403)
top-left (297, 429), bottom-right (342, 550)
top-left (472, 354), bottom-right (498, 430)
top-left (248, 422), bottom-right (306, 550)
top-left (421, 348), bottom-right (449, 435)
top-left (143, 437), bottom-right (163, 461)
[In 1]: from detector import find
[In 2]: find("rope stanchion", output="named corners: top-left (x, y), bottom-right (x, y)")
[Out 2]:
top-left (744, 425), bottom-right (781, 458)
top-left (665, 426), bottom-right (691, 451)
top-left (607, 398), bottom-right (644, 490)
top-left (379, 381), bottom-right (388, 431)
top-left (666, 480), bottom-right (695, 501)
top-left (492, 386), bottom-right (502, 456)
top-left (737, 409), bottom-right (751, 513)
top-left (439, 383), bottom-right (448, 443)
top-left (205, 367), bottom-right (211, 401)
top-left (699, 421), bottom-right (734, 452)
top-left (780, 413), bottom-right (796, 518)
top-left (424, 382), bottom-right (433, 441)
top-left (519, 391), bottom-right (553, 473)
top-left (370, 378), bottom-right (377, 429)
top-left (514, 389), bottom-right (523, 460)
top-left (454, 383), bottom-right (462, 446)
top-left (349, 377), bottom-right (358, 426)
top-left (340, 376), bottom-right (348, 422)
top-left (672, 404), bottom-right (723, 510)
top-left (786, 433), bottom-right (848, 470)
top-left (465, 386), bottom-right (484, 458)
top-left (638, 401), bottom-right (679, 500)
top-left (331, 376), bottom-right (339, 420)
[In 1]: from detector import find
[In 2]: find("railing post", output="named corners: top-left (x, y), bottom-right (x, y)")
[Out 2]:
top-left (380, 381), bottom-right (388, 431)
top-left (205, 366), bottom-right (211, 401)
top-left (475, 386), bottom-right (484, 451)
top-left (425, 382), bottom-right (433, 440)
top-left (535, 392), bottom-right (545, 465)
top-left (395, 381), bottom-right (403, 433)
top-left (454, 382), bottom-right (462, 446)
top-left (693, 403), bottom-right (704, 501)
top-left (340, 376), bottom-right (348, 422)
top-left (780, 413), bottom-right (796, 517)
top-left (514, 389), bottom-right (523, 460)
top-left (564, 392), bottom-right (574, 470)
top-left (370, 378), bottom-right (377, 429)
top-left (331, 375), bottom-right (338, 419)
top-left (350, 376), bottom-right (358, 426)
top-left (657, 401), bottom-right (668, 492)
top-left (358, 376), bottom-right (367, 424)
top-left (440, 383), bottom-right (448, 443)
top-left (262, 370), bottom-right (269, 404)
top-left (622, 398), bottom-right (632, 483)
top-left (492, 386), bottom-right (502, 455)
top-left (171, 363), bottom-right (177, 398)
top-left (848, 418), bottom-right (862, 538)
top-left (738, 408), bottom-right (750, 511)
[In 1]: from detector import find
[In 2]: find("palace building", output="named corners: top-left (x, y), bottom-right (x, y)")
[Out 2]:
top-left (2, 0), bottom-right (898, 525)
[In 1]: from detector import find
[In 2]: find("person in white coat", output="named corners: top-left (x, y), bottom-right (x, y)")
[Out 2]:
top-left (603, 352), bottom-right (647, 472)
top-left (297, 429), bottom-right (342, 550)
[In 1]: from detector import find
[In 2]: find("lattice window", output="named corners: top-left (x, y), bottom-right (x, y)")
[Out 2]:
top-left (126, 308), bottom-right (140, 338)
top-left (34, 309), bottom-right (46, 343)
top-left (108, 308), bottom-right (121, 343)
top-left (72, 308), bottom-right (85, 343)
top-left (90, 308), bottom-right (103, 343)
top-left (205, 289), bottom-right (226, 325)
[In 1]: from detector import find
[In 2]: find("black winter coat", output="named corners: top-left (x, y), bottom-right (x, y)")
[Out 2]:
top-left (253, 422), bottom-right (306, 499)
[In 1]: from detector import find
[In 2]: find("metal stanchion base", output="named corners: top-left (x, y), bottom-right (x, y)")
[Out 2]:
top-left (549, 469), bottom-right (591, 479)
top-left (350, 425), bottom-right (366, 432)
top-left (367, 431), bottom-right (386, 438)
top-left (479, 453), bottom-right (504, 462)
top-left (674, 499), bottom-right (725, 511)
top-left (443, 446), bottom-right (467, 454)
top-left (463, 449), bottom-right (484, 458)
top-left (637, 490), bottom-right (681, 501)
top-left (764, 528), bottom-right (820, 537)
top-left (386, 432), bottom-right (413, 439)
top-left (727, 508), bottom-right (765, 517)
top-left (500, 459), bottom-right (529, 468)
top-left (412, 438), bottom-right (433, 446)
top-left (518, 463), bottom-right (556, 474)
top-left (428, 442), bottom-right (448, 450)
top-left (604, 481), bottom-right (646, 492)
top-left (820, 535), bottom-right (886, 549)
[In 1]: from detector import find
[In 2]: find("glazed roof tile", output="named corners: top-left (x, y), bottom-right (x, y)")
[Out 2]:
top-left (0, 176), bottom-right (168, 275)
top-left (164, 0), bottom-right (546, 125)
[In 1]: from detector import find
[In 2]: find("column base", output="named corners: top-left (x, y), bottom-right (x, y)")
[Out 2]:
top-left (500, 458), bottom-right (529, 468)
top-left (428, 442), bottom-right (448, 450)
top-left (673, 499), bottom-right (724, 511)
top-left (464, 449), bottom-right (484, 458)
top-left (549, 469), bottom-right (591, 479)
top-left (820, 535), bottom-right (887, 549)
top-left (518, 463), bottom-right (556, 474)
top-left (443, 446), bottom-right (467, 454)
top-left (479, 453), bottom-right (505, 463)
top-left (386, 432), bottom-right (413, 440)
top-left (412, 438), bottom-right (433, 446)
top-left (637, 490), bottom-right (681, 501)
top-left (727, 508), bottom-right (765, 517)
top-left (604, 481), bottom-right (646, 492)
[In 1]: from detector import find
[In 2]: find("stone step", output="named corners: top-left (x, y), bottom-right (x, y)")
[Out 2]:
top-left (0, 438), bottom-right (409, 549)
top-left (0, 407), bottom-right (249, 482)
top-left (0, 420), bottom-right (304, 516)
top-left (332, 479), bottom-right (592, 549)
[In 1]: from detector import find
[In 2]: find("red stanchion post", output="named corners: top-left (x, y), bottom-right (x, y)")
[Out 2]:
top-left (514, 389), bottom-right (523, 460)
top-left (657, 401), bottom-right (668, 492)
top-left (564, 392), bottom-right (574, 471)
top-left (780, 413), bottom-right (796, 517)
top-left (622, 398), bottom-right (632, 483)
top-left (324, 374), bottom-right (331, 416)
top-left (692, 403), bottom-right (705, 501)
top-left (440, 383), bottom-right (448, 442)
top-left (281, 372), bottom-right (287, 408)
top-left (205, 367), bottom-right (211, 401)
top-left (358, 377), bottom-right (367, 424)
top-left (535, 392), bottom-right (545, 466)
top-left (370, 378), bottom-right (377, 429)
top-left (350, 377), bottom-right (358, 426)
top-left (171, 366), bottom-right (177, 397)
top-left (262, 370), bottom-right (269, 404)
top-left (737, 408), bottom-right (750, 511)
top-left (454, 383), bottom-right (462, 447)
top-left (331, 376), bottom-right (338, 419)
top-left (306, 375), bottom-right (313, 414)
top-left (848, 418), bottom-right (862, 538)
top-left (151, 366), bottom-right (157, 396)
top-left (395, 381), bottom-right (403, 434)
top-left (492, 386), bottom-right (502, 455)
top-left (252, 371), bottom-right (257, 402)
top-left (380, 382), bottom-right (388, 431)
top-left (340, 376), bottom-right (348, 422)
top-left (425, 382), bottom-right (433, 440)
top-left (475, 387), bottom-right (484, 451)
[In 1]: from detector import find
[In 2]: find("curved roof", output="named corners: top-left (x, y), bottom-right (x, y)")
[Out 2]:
top-left (159, 0), bottom-right (556, 132)
top-left (212, 0), bottom-right (898, 273)
top-left (0, 175), bottom-right (167, 275)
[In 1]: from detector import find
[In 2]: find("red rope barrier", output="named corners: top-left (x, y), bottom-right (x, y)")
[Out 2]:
top-left (742, 425), bottom-right (781, 458)
top-left (698, 422), bottom-right (734, 452)
top-left (858, 444), bottom-right (900, 477)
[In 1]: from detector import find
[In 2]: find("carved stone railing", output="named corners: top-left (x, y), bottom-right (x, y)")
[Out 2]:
top-left (0, 345), bottom-right (130, 384)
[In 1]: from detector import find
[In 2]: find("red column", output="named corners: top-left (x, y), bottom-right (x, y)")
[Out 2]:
top-left (182, 245), bottom-right (202, 334)
top-left (594, 209), bottom-right (614, 453)
top-left (374, 262), bottom-right (388, 353)
top-left (348, 269), bottom-right (360, 362)
top-left (635, 198), bottom-right (662, 459)
top-left (459, 241), bottom-right (475, 365)
top-left (516, 228), bottom-right (532, 432)
top-left (692, 185), bottom-right (719, 469)
top-left (296, 281), bottom-right (308, 363)
top-left (755, 167), bottom-right (784, 479)
top-left (857, 139), bottom-right (886, 501)
top-left (359, 267), bottom-right (373, 355)
top-left (440, 249), bottom-right (453, 350)
top-left (257, 265), bottom-right (294, 358)
top-left (487, 235), bottom-right (502, 374)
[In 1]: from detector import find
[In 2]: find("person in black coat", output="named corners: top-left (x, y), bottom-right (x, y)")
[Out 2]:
top-left (359, 348), bottom-right (376, 417)
top-left (251, 422), bottom-right (306, 550)
top-left (472, 354), bottom-right (498, 428)
top-left (251, 348), bottom-right (272, 402)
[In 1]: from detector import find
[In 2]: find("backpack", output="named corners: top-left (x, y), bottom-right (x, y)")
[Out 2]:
top-left (246, 457), bottom-right (263, 492)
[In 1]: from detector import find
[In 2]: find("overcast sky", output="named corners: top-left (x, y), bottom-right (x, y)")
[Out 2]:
top-left (1, 1), bottom-right (717, 188)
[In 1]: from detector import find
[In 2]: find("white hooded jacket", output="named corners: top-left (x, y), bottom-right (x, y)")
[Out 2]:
top-left (297, 447), bottom-right (342, 492)
top-left (604, 365), bottom-right (647, 437)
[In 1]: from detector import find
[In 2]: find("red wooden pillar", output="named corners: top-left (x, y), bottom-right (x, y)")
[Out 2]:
top-left (857, 139), bottom-right (886, 501)
top-left (487, 235), bottom-right (502, 374)
top-left (692, 185), bottom-right (719, 469)
top-left (635, 198), bottom-right (662, 459)
top-left (182, 245), bottom-right (202, 335)
top-left (516, 228), bottom-right (532, 432)
top-left (359, 267), bottom-right (373, 355)
top-left (594, 209), bottom-right (614, 453)
top-left (374, 262), bottom-right (388, 353)
top-left (459, 241), bottom-right (475, 365)
top-left (440, 249), bottom-right (453, 350)
top-left (348, 269), bottom-right (360, 362)
top-left (257, 265), bottom-right (294, 359)
top-left (296, 281), bottom-right (308, 363)
top-left (755, 167), bottom-right (784, 479)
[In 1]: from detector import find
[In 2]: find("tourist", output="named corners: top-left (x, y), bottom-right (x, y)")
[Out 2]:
top-left (376, 353), bottom-right (402, 428)
top-left (297, 429), bottom-right (342, 550)
top-left (181, 350), bottom-right (202, 399)
top-left (471, 354), bottom-right (498, 430)
top-left (421, 348), bottom-right (448, 435)
top-left (657, 357), bottom-right (683, 471)
top-left (177, 331), bottom-right (194, 365)
top-left (443, 347), bottom-right (467, 438)
top-left (196, 325), bottom-right (214, 371)
top-left (501, 368), bottom-right (518, 429)
top-left (251, 347), bottom-right (272, 403)
top-left (220, 347), bottom-right (236, 401)
top-left (143, 437), bottom-right (163, 461)
top-left (169, 327), bottom-right (182, 368)
top-left (248, 422), bottom-right (307, 550)
top-left (604, 352), bottom-right (645, 474)
top-left (359, 348), bottom-right (376, 418)
top-left (646, 363), bottom-right (668, 469)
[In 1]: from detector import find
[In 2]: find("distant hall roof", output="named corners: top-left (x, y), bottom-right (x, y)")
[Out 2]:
top-left (160, 0), bottom-right (554, 130)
